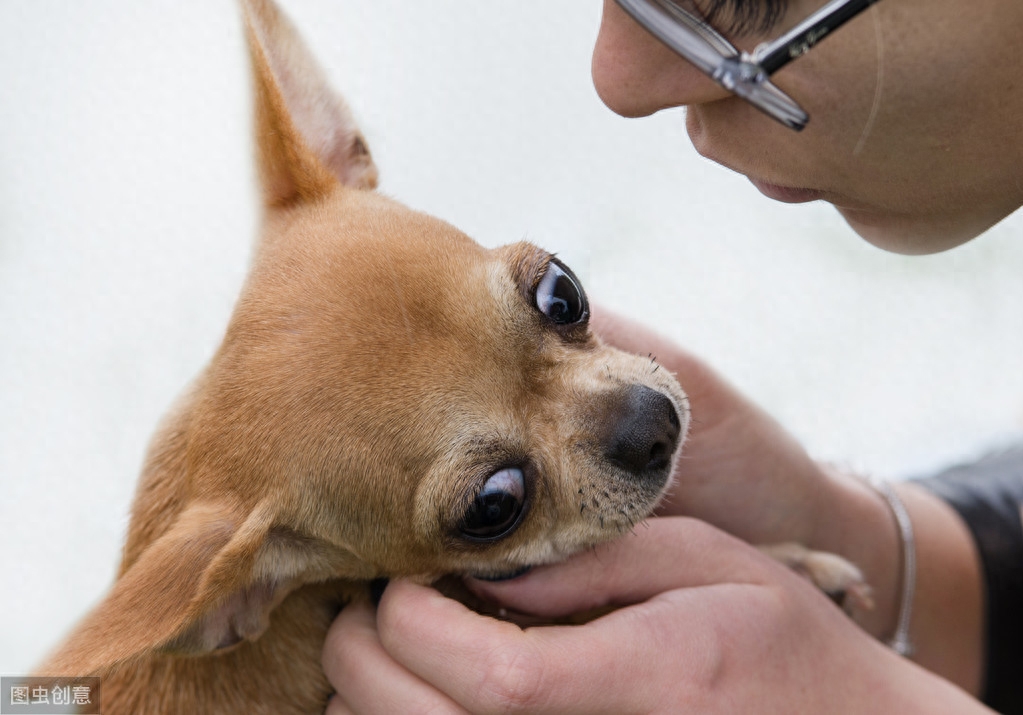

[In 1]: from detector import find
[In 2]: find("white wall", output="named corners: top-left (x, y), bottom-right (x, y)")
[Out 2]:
top-left (2, 0), bottom-right (1022, 672)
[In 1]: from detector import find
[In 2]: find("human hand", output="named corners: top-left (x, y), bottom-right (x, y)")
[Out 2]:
top-left (592, 304), bottom-right (852, 546)
top-left (590, 306), bottom-right (984, 692)
top-left (591, 306), bottom-right (906, 628)
top-left (322, 518), bottom-right (988, 714)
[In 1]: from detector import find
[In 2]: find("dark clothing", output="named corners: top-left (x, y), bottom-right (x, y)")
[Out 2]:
top-left (918, 445), bottom-right (1023, 714)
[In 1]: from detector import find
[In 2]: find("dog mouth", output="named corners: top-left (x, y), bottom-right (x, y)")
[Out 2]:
top-left (469, 565), bottom-right (533, 582)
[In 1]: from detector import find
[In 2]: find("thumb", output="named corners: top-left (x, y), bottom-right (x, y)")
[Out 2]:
top-left (467, 517), bottom-right (778, 618)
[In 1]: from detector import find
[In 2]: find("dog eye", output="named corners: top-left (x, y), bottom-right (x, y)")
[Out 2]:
top-left (535, 259), bottom-right (588, 325)
top-left (459, 468), bottom-right (526, 540)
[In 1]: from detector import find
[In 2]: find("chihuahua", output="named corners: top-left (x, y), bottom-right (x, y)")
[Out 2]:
top-left (37, 1), bottom-right (866, 712)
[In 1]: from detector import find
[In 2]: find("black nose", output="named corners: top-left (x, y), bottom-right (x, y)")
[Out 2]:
top-left (604, 385), bottom-right (681, 476)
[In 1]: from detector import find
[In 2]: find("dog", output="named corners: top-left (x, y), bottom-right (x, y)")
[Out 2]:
top-left (36, 1), bottom-right (866, 712)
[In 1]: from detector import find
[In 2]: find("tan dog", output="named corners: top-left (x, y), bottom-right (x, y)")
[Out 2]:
top-left (36, 1), bottom-right (689, 712)
top-left (37, 1), bottom-right (866, 712)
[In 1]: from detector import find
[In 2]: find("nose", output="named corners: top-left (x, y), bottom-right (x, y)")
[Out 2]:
top-left (604, 385), bottom-right (681, 476)
top-left (591, 0), bottom-right (733, 118)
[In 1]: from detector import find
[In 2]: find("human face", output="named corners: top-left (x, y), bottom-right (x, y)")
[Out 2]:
top-left (593, 0), bottom-right (1023, 253)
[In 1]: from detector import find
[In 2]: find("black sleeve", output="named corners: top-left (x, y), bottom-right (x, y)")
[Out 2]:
top-left (915, 444), bottom-right (1023, 714)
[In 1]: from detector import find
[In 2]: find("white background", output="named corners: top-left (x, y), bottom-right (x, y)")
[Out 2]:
top-left (2, 1), bottom-right (1022, 672)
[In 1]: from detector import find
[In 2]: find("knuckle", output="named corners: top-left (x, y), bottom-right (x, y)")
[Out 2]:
top-left (737, 583), bottom-right (802, 655)
top-left (475, 641), bottom-right (548, 713)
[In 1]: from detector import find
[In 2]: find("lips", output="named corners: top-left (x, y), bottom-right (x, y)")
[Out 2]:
top-left (748, 177), bottom-right (825, 204)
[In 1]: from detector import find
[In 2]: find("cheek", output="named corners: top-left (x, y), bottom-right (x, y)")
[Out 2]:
top-left (683, 32), bottom-right (898, 185)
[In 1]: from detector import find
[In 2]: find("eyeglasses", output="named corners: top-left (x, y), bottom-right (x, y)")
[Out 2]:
top-left (613, 0), bottom-right (882, 130)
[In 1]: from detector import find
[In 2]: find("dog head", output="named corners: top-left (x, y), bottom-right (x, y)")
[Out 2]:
top-left (46, 0), bottom-right (688, 675)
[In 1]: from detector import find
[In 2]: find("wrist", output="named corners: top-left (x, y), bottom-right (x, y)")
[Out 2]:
top-left (808, 467), bottom-right (984, 695)
top-left (896, 483), bottom-right (983, 695)
top-left (807, 464), bottom-right (903, 643)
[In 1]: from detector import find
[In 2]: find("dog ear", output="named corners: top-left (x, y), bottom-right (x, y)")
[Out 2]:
top-left (241, 0), bottom-right (378, 206)
top-left (38, 500), bottom-right (368, 676)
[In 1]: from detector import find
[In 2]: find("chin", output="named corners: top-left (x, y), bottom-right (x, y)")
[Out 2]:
top-left (837, 206), bottom-right (1002, 255)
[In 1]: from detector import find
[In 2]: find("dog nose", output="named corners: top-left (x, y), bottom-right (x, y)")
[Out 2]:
top-left (604, 385), bottom-right (681, 476)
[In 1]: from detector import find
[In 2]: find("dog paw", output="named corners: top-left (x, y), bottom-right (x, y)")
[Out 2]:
top-left (758, 542), bottom-right (874, 614)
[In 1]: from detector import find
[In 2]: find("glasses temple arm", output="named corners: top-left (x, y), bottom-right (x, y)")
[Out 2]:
top-left (753, 0), bottom-right (882, 76)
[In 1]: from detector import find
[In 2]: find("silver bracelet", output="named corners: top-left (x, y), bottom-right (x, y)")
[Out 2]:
top-left (871, 478), bottom-right (916, 657)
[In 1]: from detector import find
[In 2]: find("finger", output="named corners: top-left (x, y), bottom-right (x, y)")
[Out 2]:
top-left (322, 598), bottom-right (468, 715)
top-left (466, 517), bottom-right (777, 618)
top-left (377, 577), bottom-right (773, 714)
top-left (590, 304), bottom-right (702, 376)
top-left (590, 304), bottom-right (730, 409)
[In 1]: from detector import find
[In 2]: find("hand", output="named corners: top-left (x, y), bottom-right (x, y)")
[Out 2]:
top-left (322, 518), bottom-right (988, 714)
top-left (590, 306), bottom-right (984, 693)
top-left (592, 305), bottom-right (849, 545)
top-left (592, 306), bottom-right (903, 627)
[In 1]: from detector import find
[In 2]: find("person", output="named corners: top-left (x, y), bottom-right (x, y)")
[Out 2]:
top-left (321, 1), bottom-right (1023, 711)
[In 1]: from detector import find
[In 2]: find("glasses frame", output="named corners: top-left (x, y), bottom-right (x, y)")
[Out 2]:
top-left (613, 0), bottom-right (882, 130)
